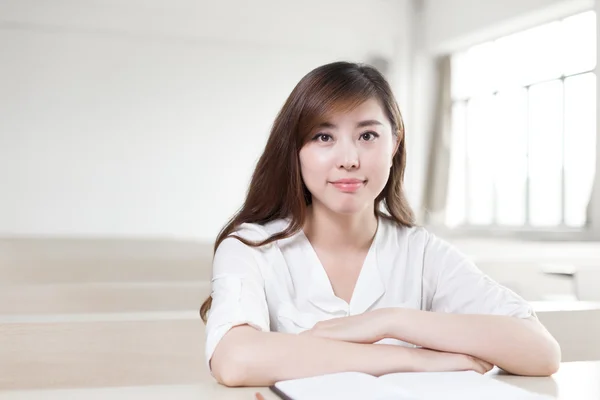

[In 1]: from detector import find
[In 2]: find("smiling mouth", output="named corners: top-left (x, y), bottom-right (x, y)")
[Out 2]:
top-left (329, 179), bottom-right (366, 192)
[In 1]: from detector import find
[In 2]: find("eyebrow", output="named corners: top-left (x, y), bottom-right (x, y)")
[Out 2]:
top-left (316, 119), bottom-right (384, 129)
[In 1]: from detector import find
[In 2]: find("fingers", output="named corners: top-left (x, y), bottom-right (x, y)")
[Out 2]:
top-left (471, 362), bottom-right (488, 374)
top-left (474, 358), bottom-right (494, 373)
top-left (468, 356), bottom-right (494, 374)
top-left (481, 360), bottom-right (494, 372)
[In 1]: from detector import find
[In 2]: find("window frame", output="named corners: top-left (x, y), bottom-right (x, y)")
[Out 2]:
top-left (441, 10), bottom-right (598, 240)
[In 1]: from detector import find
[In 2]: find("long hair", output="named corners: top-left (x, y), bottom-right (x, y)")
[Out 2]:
top-left (199, 61), bottom-right (415, 322)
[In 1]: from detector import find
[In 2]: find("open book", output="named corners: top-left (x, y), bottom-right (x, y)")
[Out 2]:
top-left (270, 370), bottom-right (554, 400)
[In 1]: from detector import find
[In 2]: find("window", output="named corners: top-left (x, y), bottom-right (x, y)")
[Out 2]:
top-left (447, 11), bottom-right (597, 230)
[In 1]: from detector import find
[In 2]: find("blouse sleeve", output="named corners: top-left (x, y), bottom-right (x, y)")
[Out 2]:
top-left (204, 236), bottom-right (270, 373)
top-left (424, 232), bottom-right (535, 319)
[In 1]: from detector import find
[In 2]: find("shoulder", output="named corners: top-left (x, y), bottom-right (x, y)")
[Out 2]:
top-left (212, 218), bottom-right (293, 275)
top-left (378, 217), bottom-right (432, 249)
top-left (233, 218), bottom-right (292, 242)
top-left (216, 218), bottom-right (293, 254)
top-left (378, 219), bottom-right (465, 260)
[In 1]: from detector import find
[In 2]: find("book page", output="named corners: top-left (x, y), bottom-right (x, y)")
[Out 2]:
top-left (273, 371), bottom-right (418, 400)
top-left (377, 371), bottom-right (554, 400)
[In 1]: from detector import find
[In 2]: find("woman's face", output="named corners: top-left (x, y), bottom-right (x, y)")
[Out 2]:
top-left (299, 98), bottom-right (396, 216)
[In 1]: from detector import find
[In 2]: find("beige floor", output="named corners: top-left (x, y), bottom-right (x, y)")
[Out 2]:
top-left (1, 237), bottom-right (600, 392)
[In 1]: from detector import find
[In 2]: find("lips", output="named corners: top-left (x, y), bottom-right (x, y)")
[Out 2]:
top-left (331, 179), bottom-right (365, 184)
top-left (330, 178), bottom-right (366, 193)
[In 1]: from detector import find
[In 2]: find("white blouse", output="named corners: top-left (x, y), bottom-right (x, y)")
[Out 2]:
top-left (205, 217), bottom-right (535, 371)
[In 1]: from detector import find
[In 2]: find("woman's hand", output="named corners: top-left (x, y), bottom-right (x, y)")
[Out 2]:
top-left (300, 308), bottom-right (393, 344)
top-left (299, 308), bottom-right (494, 375)
top-left (415, 348), bottom-right (494, 375)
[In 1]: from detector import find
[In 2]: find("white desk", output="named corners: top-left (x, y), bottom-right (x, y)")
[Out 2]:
top-left (490, 361), bottom-right (600, 399)
top-left (1, 361), bottom-right (598, 400)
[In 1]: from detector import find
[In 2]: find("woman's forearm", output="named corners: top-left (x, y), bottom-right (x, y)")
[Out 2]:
top-left (211, 325), bottom-right (421, 387)
top-left (383, 308), bottom-right (561, 376)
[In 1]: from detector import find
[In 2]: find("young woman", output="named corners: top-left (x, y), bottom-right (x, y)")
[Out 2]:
top-left (199, 61), bottom-right (561, 387)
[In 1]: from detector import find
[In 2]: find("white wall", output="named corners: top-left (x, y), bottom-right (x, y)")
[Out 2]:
top-left (4, 0), bottom-right (596, 241)
top-left (423, 0), bottom-right (594, 53)
top-left (0, 0), bottom-right (414, 241)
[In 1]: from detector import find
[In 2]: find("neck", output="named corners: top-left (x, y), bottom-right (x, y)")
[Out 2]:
top-left (303, 203), bottom-right (378, 252)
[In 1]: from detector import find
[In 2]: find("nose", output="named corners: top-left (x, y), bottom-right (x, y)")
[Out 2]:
top-left (336, 140), bottom-right (360, 170)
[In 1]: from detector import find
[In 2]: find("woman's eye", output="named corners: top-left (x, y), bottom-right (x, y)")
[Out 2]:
top-left (360, 131), bottom-right (379, 141)
top-left (313, 133), bottom-right (333, 142)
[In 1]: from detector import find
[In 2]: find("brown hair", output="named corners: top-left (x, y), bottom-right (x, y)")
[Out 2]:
top-left (199, 61), bottom-right (415, 322)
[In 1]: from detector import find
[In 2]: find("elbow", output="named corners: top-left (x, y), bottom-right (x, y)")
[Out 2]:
top-left (517, 317), bottom-right (561, 376)
top-left (212, 360), bottom-right (245, 387)
top-left (215, 369), bottom-right (246, 388)
top-left (526, 337), bottom-right (562, 377)
top-left (210, 325), bottom-right (272, 386)
top-left (544, 359), bottom-right (561, 377)
top-left (210, 342), bottom-right (252, 387)
top-left (502, 333), bottom-right (561, 377)
top-left (532, 355), bottom-right (560, 377)
top-left (541, 338), bottom-right (561, 376)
